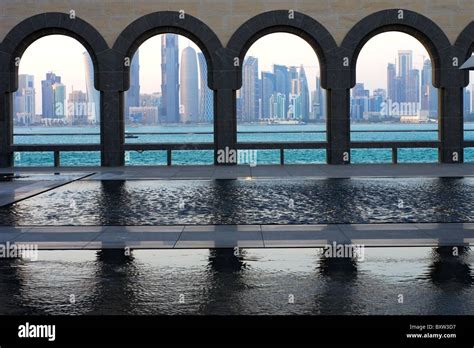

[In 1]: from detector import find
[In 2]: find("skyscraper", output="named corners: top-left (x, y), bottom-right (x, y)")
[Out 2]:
top-left (269, 93), bottom-right (286, 119)
top-left (14, 74), bottom-right (35, 125)
top-left (125, 50), bottom-right (140, 120)
top-left (241, 56), bottom-right (259, 122)
top-left (420, 59), bottom-right (437, 118)
top-left (68, 90), bottom-right (88, 125)
top-left (83, 52), bottom-right (100, 124)
top-left (288, 66), bottom-right (298, 81)
top-left (387, 63), bottom-right (397, 102)
top-left (464, 89), bottom-right (471, 116)
top-left (273, 64), bottom-right (290, 115)
top-left (197, 52), bottom-right (213, 123)
top-left (41, 72), bottom-right (61, 119)
top-left (53, 82), bottom-right (66, 119)
top-left (398, 50), bottom-right (413, 80)
top-left (351, 83), bottom-right (369, 121)
top-left (407, 69), bottom-right (420, 103)
top-left (289, 67), bottom-right (300, 119)
top-left (261, 71), bottom-right (275, 119)
top-left (180, 46), bottom-right (199, 123)
top-left (299, 65), bottom-right (310, 122)
top-left (312, 76), bottom-right (326, 121)
top-left (41, 72), bottom-right (66, 120)
top-left (161, 34), bottom-right (180, 123)
top-left (471, 84), bottom-right (474, 115)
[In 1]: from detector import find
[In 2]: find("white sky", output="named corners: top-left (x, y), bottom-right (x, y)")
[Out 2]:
top-left (19, 32), bottom-right (474, 112)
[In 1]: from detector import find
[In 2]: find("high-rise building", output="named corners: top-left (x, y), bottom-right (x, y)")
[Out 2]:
top-left (353, 83), bottom-right (369, 98)
top-left (351, 83), bottom-right (369, 121)
top-left (370, 88), bottom-right (386, 113)
top-left (312, 76), bottom-right (326, 121)
top-left (197, 52), bottom-right (213, 123)
top-left (288, 66), bottom-right (298, 81)
top-left (397, 50), bottom-right (412, 103)
top-left (299, 65), bottom-right (310, 122)
top-left (464, 88), bottom-right (471, 116)
top-left (53, 82), bottom-right (66, 119)
top-left (471, 84), bottom-right (474, 115)
top-left (289, 94), bottom-right (302, 119)
top-left (125, 50), bottom-right (140, 120)
top-left (41, 72), bottom-right (61, 119)
top-left (14, 74), bottom-right (35, 125)
top-left (140, 92), bottom-right (161, 108)
top-left (398, 50), bottom-right (413, 80)
top-left (83, 52), bottom-right (100, 124)
top-left (241, 56), bottom-right (259, 122)
top-left (180, 46), bottom-right (199, 123)
top-left (387, 63), bottom-right (397, 102)
top-left (420, 59), bottom-right (437, 118)
top-left (161, 34), bottom-right (180, 123)
top-left (261, 71), bottom-right (275, 119)
top-left (68, 90), bottom-right (88, 125)
top-left (273, 64), bottom-right (290, 115)
top-left (269, 93), bottom-right (286, 119)
top-left (129, 106), bottom-right (159, 124)
top-left (407, 69), bottom-right (420, 103)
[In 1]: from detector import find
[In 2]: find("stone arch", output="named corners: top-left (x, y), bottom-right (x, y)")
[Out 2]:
top-left (112, 11), bottom-right (223, 91)
top-left (226, 10), bottom-right (338, 90)
top-left (341, 9), bottom-right (452, 89)
top-left (0, 12), bottom-right (109, 92)
top-left (455, 21), bottom-right (474, 88)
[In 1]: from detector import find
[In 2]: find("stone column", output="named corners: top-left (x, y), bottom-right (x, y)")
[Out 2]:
top-left (100, 90), bottom-right (124, 167)
top-left (439, 87), bottom-right (464, 163)
top-left (213, 89), bottom-right (237, 165)
top-left (0, 91), bottom-right (13, 168)
top-left (326, 88), bottom-right (351, 164)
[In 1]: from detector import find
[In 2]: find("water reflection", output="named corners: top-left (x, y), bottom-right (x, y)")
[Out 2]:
top-left (2, 178), bottom-right (474, 225)
top-left (427, 246), bottom-right (472, 286)
top-left (89, 250), bottom-right (139, 314)
top-left (0, 247), bottom-right (473, 315)
top-left (200, 249), bottom-right (248, 315)
top-left (316, 254), bottom-right (359, 314)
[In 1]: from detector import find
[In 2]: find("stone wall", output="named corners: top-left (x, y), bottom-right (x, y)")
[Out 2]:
top-left (0, 0), bottom-right (472, 47)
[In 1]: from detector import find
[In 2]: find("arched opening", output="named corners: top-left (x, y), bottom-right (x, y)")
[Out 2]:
top-left (13, 35), bottom-right (101, 166)
top-left (123, 34), bottom-right (214, 166)
top-left (237, 33), bottom-right (326, 165)
top-left (464, 53), bottom-right (474, 162)
top-left (350, 31), bottom-right (438, 163)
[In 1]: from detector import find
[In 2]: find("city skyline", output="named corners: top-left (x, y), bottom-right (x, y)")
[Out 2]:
top-left (14, 33), bottom-right (474, 126)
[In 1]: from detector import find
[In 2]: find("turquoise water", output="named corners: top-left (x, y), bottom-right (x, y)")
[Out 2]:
top-left (12, 123), bottom-right (474, 166)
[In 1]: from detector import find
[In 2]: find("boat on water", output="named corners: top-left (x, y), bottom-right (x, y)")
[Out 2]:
top-left (125, 134), bottom-right (139, 139)
top-left (267, 119), bottom-right (306, 125)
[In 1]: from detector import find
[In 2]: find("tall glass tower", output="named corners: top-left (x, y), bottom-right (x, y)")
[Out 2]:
top-left (83, 52), bottom-right (100, 124)
top-left (180, 46), bottom-right (199, 123)
top-left (299, 65), bottom-right (310, 122)
top-left (241, 56), bottom-right (259, 122)
top-left (197, 52), bottom-right (213, 123)
top-left (161, 34), bottom-right (180, 123)
top-left (41, 72), bottom-right (61, 119)
top-left (125, 50), bottom-right (140, 121)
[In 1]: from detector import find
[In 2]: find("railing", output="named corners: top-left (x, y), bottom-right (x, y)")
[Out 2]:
top-left (350, 141), bottom-right (440, 164)
top-left (9, 128), bottom-right (474, 166)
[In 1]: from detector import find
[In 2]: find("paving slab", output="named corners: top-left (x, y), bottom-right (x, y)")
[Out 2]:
top-left (175, 225), bottom-right (263, 248)
top-left (337, 223), bottom-right (438, 246)
top-left (414, 223), bottom-right (474, 245)
top-left (262, 224), bottom-right (349, 247)
top-left (0, 223), bottom-right (472, 249)
top-left (2, 164), bottom-right (474, 179)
